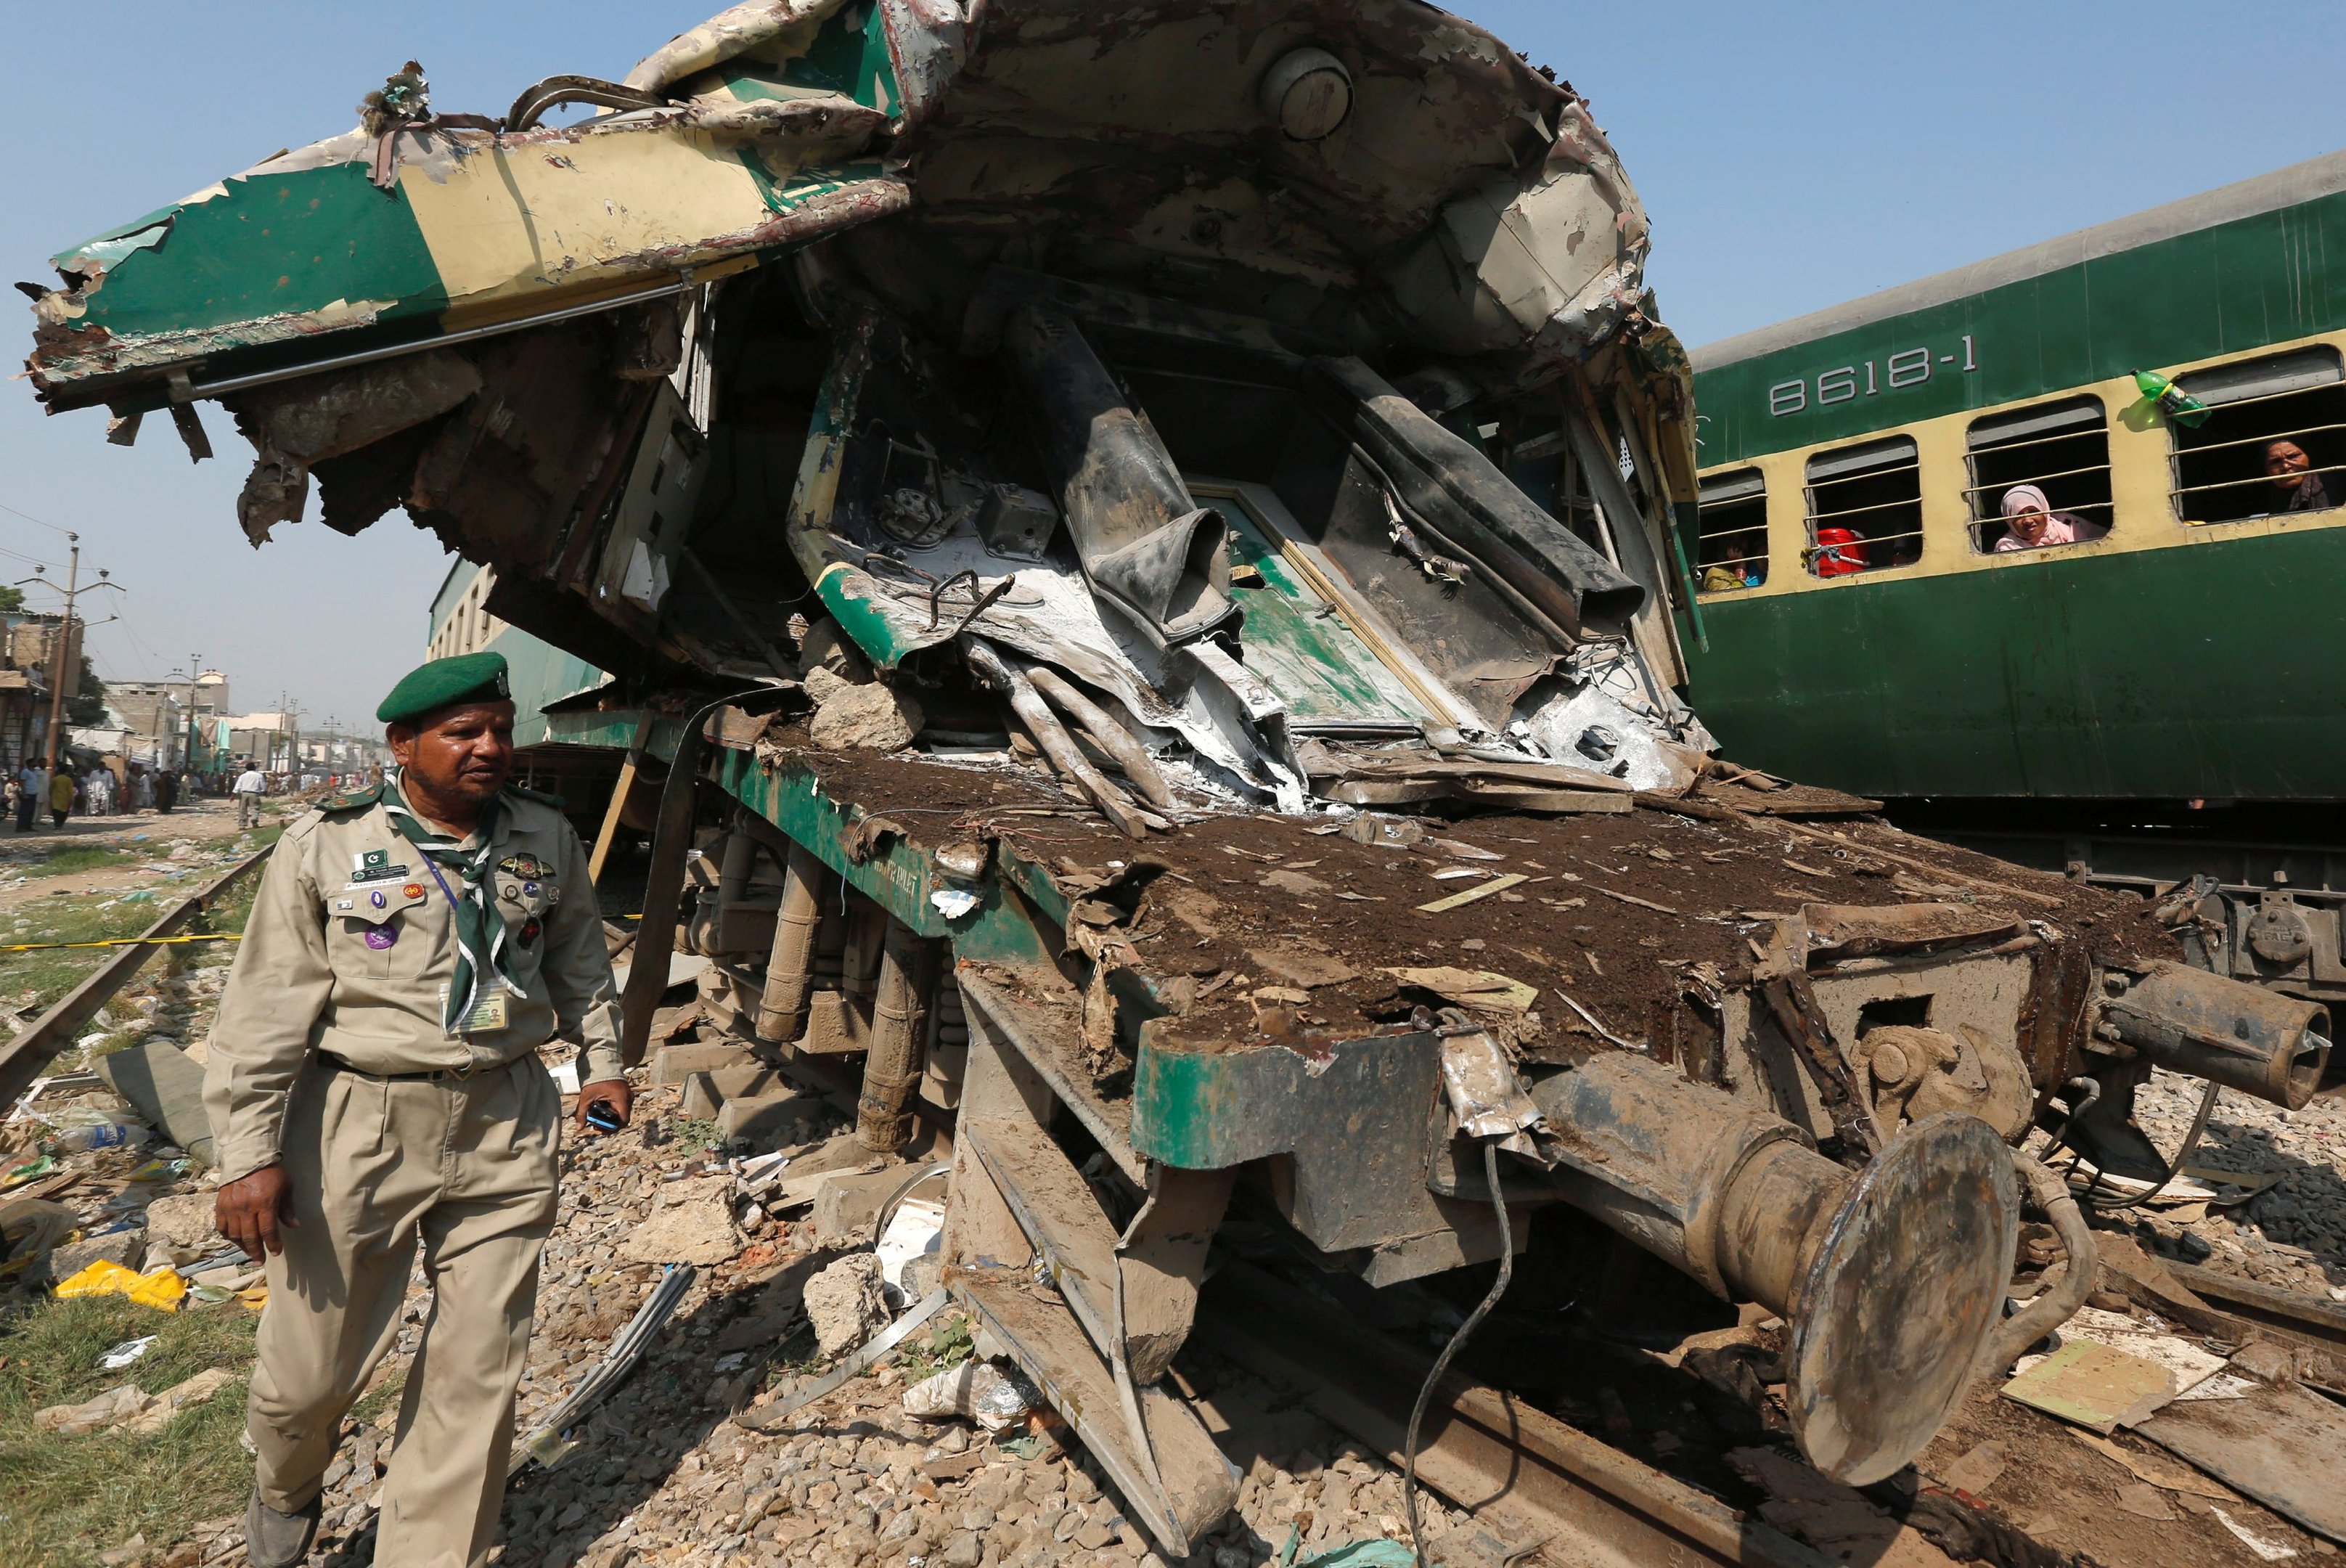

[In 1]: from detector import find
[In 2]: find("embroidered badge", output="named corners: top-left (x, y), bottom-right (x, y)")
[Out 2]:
top-left (402, 883), bottom-right (425, 899)
top-left (519, 917), bottom-right (542, 944)
top-left (496, 854), bottom-right (552, 880)
top-left (371, 890), bottom-right (388, 910)
top-left (364, 926), bottom-right (399, 950)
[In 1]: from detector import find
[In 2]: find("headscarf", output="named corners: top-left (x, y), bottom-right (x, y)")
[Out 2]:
top-left (2000, 484), bottom-right (2052, 518)
top-left (383, 770), bottom-right (516, 1035)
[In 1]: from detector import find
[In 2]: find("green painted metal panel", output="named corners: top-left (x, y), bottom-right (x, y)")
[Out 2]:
top-left (719, 3), bottom-right (903, 115)
top-left (708, 748), bottom-right (1054, 964)
top-left (1223, 515), bottom-right (1421, 722)
top-left (1131, 1028), bottom-right (1443, 1173)
top-left (1696, 190), bottom-right (2346, 466)
top-left (491, 629), bottom-right (607, 752)
top-left (1683, 526), bottom-right (2346, 801)
top-left (53, 162), bottom-right (446, 348)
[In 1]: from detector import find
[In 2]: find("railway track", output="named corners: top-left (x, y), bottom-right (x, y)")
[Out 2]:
top-left (1192, 1261), bottom-right (1833, 1568)
top-left (2166, 1259), bottom-right (2346, 1354)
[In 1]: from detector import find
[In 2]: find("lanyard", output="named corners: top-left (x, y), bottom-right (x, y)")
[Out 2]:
top-left (416, 847), bottom-right (468, 916)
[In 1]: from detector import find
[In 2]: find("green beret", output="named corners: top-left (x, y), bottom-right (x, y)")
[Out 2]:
top-left (376, 651), bottom-right (512, 725)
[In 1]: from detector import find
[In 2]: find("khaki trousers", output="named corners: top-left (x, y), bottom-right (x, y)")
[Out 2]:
top-left (250, 1055), bottom-right (560, 1568)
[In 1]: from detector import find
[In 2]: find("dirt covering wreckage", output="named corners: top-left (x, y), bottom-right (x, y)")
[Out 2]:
top-left (21, 1), bottom-right (2334, 1553)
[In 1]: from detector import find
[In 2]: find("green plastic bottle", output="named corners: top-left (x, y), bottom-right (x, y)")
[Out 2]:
top-left (2133, 368), bottom-right (2210, 428)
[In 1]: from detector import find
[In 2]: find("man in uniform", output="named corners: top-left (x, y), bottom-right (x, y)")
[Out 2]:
top-left (205, 650), bottom-right (636, 1568)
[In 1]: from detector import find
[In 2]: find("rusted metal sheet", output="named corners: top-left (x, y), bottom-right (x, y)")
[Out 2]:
top-left (2138, 1381), bottom-right (2346, 1544)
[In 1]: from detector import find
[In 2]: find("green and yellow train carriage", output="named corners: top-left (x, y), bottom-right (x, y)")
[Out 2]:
top-left (1682, 151), bottom-right (2346, 999)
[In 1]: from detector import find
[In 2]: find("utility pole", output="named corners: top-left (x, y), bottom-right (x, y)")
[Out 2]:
top-left (184, 651), bottom-right (203, 775)
top-left (278, 690), bottom-right (302, 776)
top-left (13, 539), bottom-right (120, 778)
top-left (38, 536), bottom-right (78, 775)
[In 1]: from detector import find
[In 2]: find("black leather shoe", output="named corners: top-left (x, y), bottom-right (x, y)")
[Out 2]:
top-left (244, 1490), bottom-right (321, 1568)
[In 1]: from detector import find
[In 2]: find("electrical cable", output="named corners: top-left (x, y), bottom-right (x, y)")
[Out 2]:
top-left (2040, 1074), bottom-right (2221, 1213)
top-left (1403, 1138), bottom-right (1513, 1568)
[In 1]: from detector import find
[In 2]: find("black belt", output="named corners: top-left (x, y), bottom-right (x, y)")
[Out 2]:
top-left (316, 1050), bottom-right (505, 1082)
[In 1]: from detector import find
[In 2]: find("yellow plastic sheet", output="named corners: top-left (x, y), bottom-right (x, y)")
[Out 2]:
top-left (53, 1259), bottom-right (187, 1312)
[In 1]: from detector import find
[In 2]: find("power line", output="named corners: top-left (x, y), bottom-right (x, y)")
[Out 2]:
top-left (0, 499), bottom-right (79, 539)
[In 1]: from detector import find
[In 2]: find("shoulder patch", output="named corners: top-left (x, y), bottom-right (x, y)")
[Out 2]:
top-left (318, 783), bottom-right (385, 814)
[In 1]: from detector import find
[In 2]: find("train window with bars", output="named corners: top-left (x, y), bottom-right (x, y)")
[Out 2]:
top-left (2170, 345), bottom-right (2346, 523)
top-left (1964, 396), bottom-right (2113, 552)
top-left (1804, 436), bottom-right (1921, 578)
top-left (1696, 469), bottom-right (1769, 590)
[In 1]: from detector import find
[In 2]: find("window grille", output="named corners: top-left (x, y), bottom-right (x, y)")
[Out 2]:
top-left (1803, 436), bottom-right (1921, 578)
top-left (1695, 468), bottom-right (1769, 591)
top-left (1964, 396), bottom-right (2112, 552)
top-left (2169, 346), bottom-right (2346, 524)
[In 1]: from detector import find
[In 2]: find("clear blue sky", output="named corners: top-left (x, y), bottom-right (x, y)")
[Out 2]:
top-left (2, 2), bottom-right (2336, 723)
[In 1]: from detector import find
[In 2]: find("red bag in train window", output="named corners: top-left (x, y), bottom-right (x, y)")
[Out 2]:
top-left (1812, 527), bottom-right (1869, 576)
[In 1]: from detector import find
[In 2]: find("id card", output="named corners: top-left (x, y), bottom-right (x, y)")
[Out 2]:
top-left (441, 981), bottom-right (512, 1036)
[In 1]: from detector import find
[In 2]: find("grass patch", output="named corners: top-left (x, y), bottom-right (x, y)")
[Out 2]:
top-left (0, 1295), bottom-right (258, 1567)
top-left (669, 1116), bottom-right (719, 1151)
top-left (21, 846), bottom-right (139, 881)
top-left (351, 1368), bottom-right (404, 1428)
top-left (0, 833), bottom-right (282, 1021)
top-left (0, 902), bottom-right (173, 1016)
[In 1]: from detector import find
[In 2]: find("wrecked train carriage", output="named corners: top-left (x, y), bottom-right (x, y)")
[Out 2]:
top-left (20, 1), bottom-right (2333, 1551)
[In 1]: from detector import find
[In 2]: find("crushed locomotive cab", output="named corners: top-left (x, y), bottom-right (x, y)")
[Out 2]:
top-left (21, 1), bottom-right (2330, 1551)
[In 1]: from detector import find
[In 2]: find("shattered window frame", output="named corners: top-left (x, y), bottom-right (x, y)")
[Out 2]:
top-left (2169, 344), bottom-right (2346, 525)
top-left (1801, 435), bottom-right (1923, 579)
top-left (1963, 395), bottom-right (2113, 553)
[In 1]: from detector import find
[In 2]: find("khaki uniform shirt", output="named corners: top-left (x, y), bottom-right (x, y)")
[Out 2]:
top-left (205, 783), bottom-right (626, 1183)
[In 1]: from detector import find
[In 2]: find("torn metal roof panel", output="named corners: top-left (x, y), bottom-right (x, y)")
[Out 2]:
top-left (25, 1), bottom-right (1647, 414)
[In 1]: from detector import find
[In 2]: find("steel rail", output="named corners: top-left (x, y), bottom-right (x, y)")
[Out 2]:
top-left (2165, 1259), bottom-right (2346, 1353)
top-left (0, 839), bottom-right (277, 1109)
top-left (1195, 1260), bottom-right (1831, 1568)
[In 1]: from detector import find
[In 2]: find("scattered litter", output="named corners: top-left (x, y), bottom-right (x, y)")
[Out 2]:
top-left (1937, 1439), bottom-right (2006, 1496)
top-left (930, 888), bottom-right (981, 919)
top-left (1386, 967), bottom-right (1537, 1013)
top-left (127, 1368), bottom-right (238, 1434)
top-left (1415, 873), bottom-right (1527, 912)
top-left (2042, 1306), bottom-right (2228, 1396)
top-left (1286, 1539), bottom-right (1415, 1568)
top-left (53, 1259), bottom-right (186, 1312)
top-left (35, 1384), bottom-right (153, 1435)
top-left (51, 1116), bottom-right (153, 1155)
top-left (549, 1055), bottom-right (581, 1095)
top-left (2067, 1429), bottom-right (2235, 1500)
top-left (2, 1155), bottom-right (59, 1189)
top-left (902, 1358), bottom-right (1044, 1432)
top-left (873, 1196), bottom-right (946, 1300)
top-left (1430, 867), bottom-right (1486, 882)
top-left (2212, 1506), bottom-right (2300, 1561)
top-left (98, 1336), bottom-right (158, 1370)
top-left (2001, 1339), bottom-right (2177, 1433)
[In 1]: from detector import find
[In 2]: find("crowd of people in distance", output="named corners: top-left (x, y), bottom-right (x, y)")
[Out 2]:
top-left (4, 759), bottom-right (187, 831)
